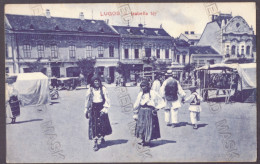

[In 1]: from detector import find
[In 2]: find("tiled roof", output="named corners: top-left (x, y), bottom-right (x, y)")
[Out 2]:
top-left (182, 34), bottom-right (201, 40)
top-left (112, 25), bottom-right (171, 37)
top-left (190, 46), bottom-right (219, 54)
top-left (174, 39), bottom-right (190, 47)
top-left (5, 14), bottom-right (119, 35)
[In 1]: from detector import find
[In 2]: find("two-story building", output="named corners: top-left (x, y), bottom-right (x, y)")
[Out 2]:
top-left (113, 24), bottom-right (174, 81)
top-left (179, 31), bottom-right (201, 46)
top-left (197, 13), bottom-right (255, 63)
top-left (5, 10), bottom-right (120, 82)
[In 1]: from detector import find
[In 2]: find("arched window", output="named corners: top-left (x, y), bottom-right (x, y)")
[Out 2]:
top-left (98, 45), bottom-right (104, 58)
top-left (241, 46), bottom-right (244, 55)
top-left (231, 45), bottom-right (236, 55)
top-left (226, 45), bottom-right (230, 55)
top-left (246, 46), bottom-right (250, 55)
top-left (86, 45), bottom-right (92, 57)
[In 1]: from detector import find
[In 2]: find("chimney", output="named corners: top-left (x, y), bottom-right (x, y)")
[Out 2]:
top-left (138, 23), bottom-right (143, 28)
top-left (46, 9), bottom-right (51, 18)
top-left (79, 12), bottom-right (84, 20)
top-left (211, 15), bottom-right (215, 22)
top-left (190, 31), bottom-right (194, 35)
top-left (185, 31), bottom-right (189, 34)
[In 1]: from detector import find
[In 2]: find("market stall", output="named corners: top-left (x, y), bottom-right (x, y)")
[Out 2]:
top-left (196, 63), bottom-right (256, 103)
top-left (11, 72), bottom-right (50, 106)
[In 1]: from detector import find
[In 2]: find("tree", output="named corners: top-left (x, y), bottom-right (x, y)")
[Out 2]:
top-left (142, 56), bottom-right (157, 80)
top-left (76, 58), bottom-right (96, 84)
top-left (116, 61), bottom-right (132, 80)
top-left (24, 57), bottom-right (45, 73)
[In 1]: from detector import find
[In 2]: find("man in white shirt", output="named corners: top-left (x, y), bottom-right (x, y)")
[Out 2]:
top-left (160, 70), bottom-right (186, 128)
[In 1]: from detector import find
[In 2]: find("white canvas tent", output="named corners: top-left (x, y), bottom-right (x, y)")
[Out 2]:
top-left (196, 63), bottom-right (256, 90)
top-left (12, 72), bottom-right (50, 106)
top-left (237, 63), bottom-right (256, 90)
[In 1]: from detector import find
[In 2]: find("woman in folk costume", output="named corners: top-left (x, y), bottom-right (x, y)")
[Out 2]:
top-left (6, 75), bottom-right (21, 124)
top-left (160, 70), bottom-right (186, 128)
top-left (84, 75), bottom-right (112, 151)
top-left (133, 79), bottom-right (165, 147)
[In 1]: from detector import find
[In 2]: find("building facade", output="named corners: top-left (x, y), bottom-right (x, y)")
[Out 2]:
top-left (198, 13), bottom-right (255, 62)
top-left (113, 24), bottom-right (174, 81)
top-left (189, 46), bottom-right (222, 67)
top-left (5, 11), bottom-right (120, 82)
top-left (179, 31), bottom-right (201, 46)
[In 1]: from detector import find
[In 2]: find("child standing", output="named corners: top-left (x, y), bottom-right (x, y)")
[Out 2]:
top-left (184, 87), bottom-right (203, 129)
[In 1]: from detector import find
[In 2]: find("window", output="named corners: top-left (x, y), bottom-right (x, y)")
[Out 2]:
top-left (37, 44), bottom-right (44, 58)
top-left (241, 46), bottom-right (244, 55)
top-left (231, 45), bottom-right (236, 55)
top-left (156, 49), bottom-right (160, 58)
top-left (98, 45), bottom-right (104, 58)
top-left (124, 49), bottom-right (129, 59)
top-left (23, 44), bottom-right (31, 58)
top-left (183, 55), bottom-right (186, 64)
top-left (177, 55), bottom-right (180, 63)
top-left (97, 67), bottom-right (104, 77)
top-left (69, 45), bottom-right (76, 58)
top-left (109, 45), bottom-right (114, 57)
top-left (135, 49), bottom-right (139, 59)
top-left (6, 67), bottom-right (9, 73)
top-left (246, 46), bottom-right (250, 55)
top-left (145, 48), bottom-right (151, 57)
top-left (86, 45), bottom-right (92, 57)
top-left (199, 60), bottom-right (205, 66)
top-left (193, 60), bottom-right (197, 66)
top-left (51, 44), bottom-right (58, 58)
top-left (226, 45), bottom-right (230, 55)
top-left (165, 49), bottom-right (169, 59)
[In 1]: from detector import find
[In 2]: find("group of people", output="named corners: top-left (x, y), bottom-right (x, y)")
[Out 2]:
top-left (84, 70), bottom-right (203, 151)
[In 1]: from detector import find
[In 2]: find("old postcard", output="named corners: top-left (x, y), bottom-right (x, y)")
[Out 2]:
top-left (4, 2), bottom-right (257, 163)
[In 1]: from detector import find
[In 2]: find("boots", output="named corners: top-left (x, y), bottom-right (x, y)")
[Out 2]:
top-left (93, 139), bottom-right (99, 151)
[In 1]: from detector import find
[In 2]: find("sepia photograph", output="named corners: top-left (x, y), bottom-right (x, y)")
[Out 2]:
top-left (4, 2), bottom-right (257, 163)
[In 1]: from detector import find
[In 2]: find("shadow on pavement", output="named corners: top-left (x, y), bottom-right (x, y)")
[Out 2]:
top-left (101, 139), bottom-right (128, 148)
top-left (6, 119), bottom-right (43, 125)
top-left (197, 123), bottom-right (208, 129)
top-left (176, 122), bottom-right (189, 127)
top-left (50, 101), bottom-right (60, 105)
top-left (150, 139), bottom-right (176, 148)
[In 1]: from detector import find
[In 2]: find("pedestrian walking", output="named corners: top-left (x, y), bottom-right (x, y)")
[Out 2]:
top-left (151, 76), bottom-right (161, 94)
top-left (84, 75), bottom-right (112, 151)
top-left (133, 79), bottom-right (165, 147)
top-left (160, 70), bottom-right (186, 128)
top-left (6, 75), bottom-right (21, 124)
top-left (184, 86), bottom-right (203, 129)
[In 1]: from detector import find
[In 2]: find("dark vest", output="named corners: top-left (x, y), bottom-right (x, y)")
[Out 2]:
top-left (165, 78), bottom-right (178, 101)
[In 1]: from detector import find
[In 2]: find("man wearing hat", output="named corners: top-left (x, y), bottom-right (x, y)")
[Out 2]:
top-left (160, 70), bottom-right (186, 128)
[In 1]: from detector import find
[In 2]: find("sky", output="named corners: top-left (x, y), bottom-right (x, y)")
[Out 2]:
top-left (5, 3), bottom-right (256, 37)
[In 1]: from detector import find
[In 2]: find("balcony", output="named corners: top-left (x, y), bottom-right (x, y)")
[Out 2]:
top-left (120, 59), bottom-right (143, 64)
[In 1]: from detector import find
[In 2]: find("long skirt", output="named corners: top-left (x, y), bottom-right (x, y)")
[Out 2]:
top-left (88, 102), bottom-right (112, 140)
top-left (8, 95), bottom-right (20, 118)
top-left (135, 107), bottom-right (160, 143)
